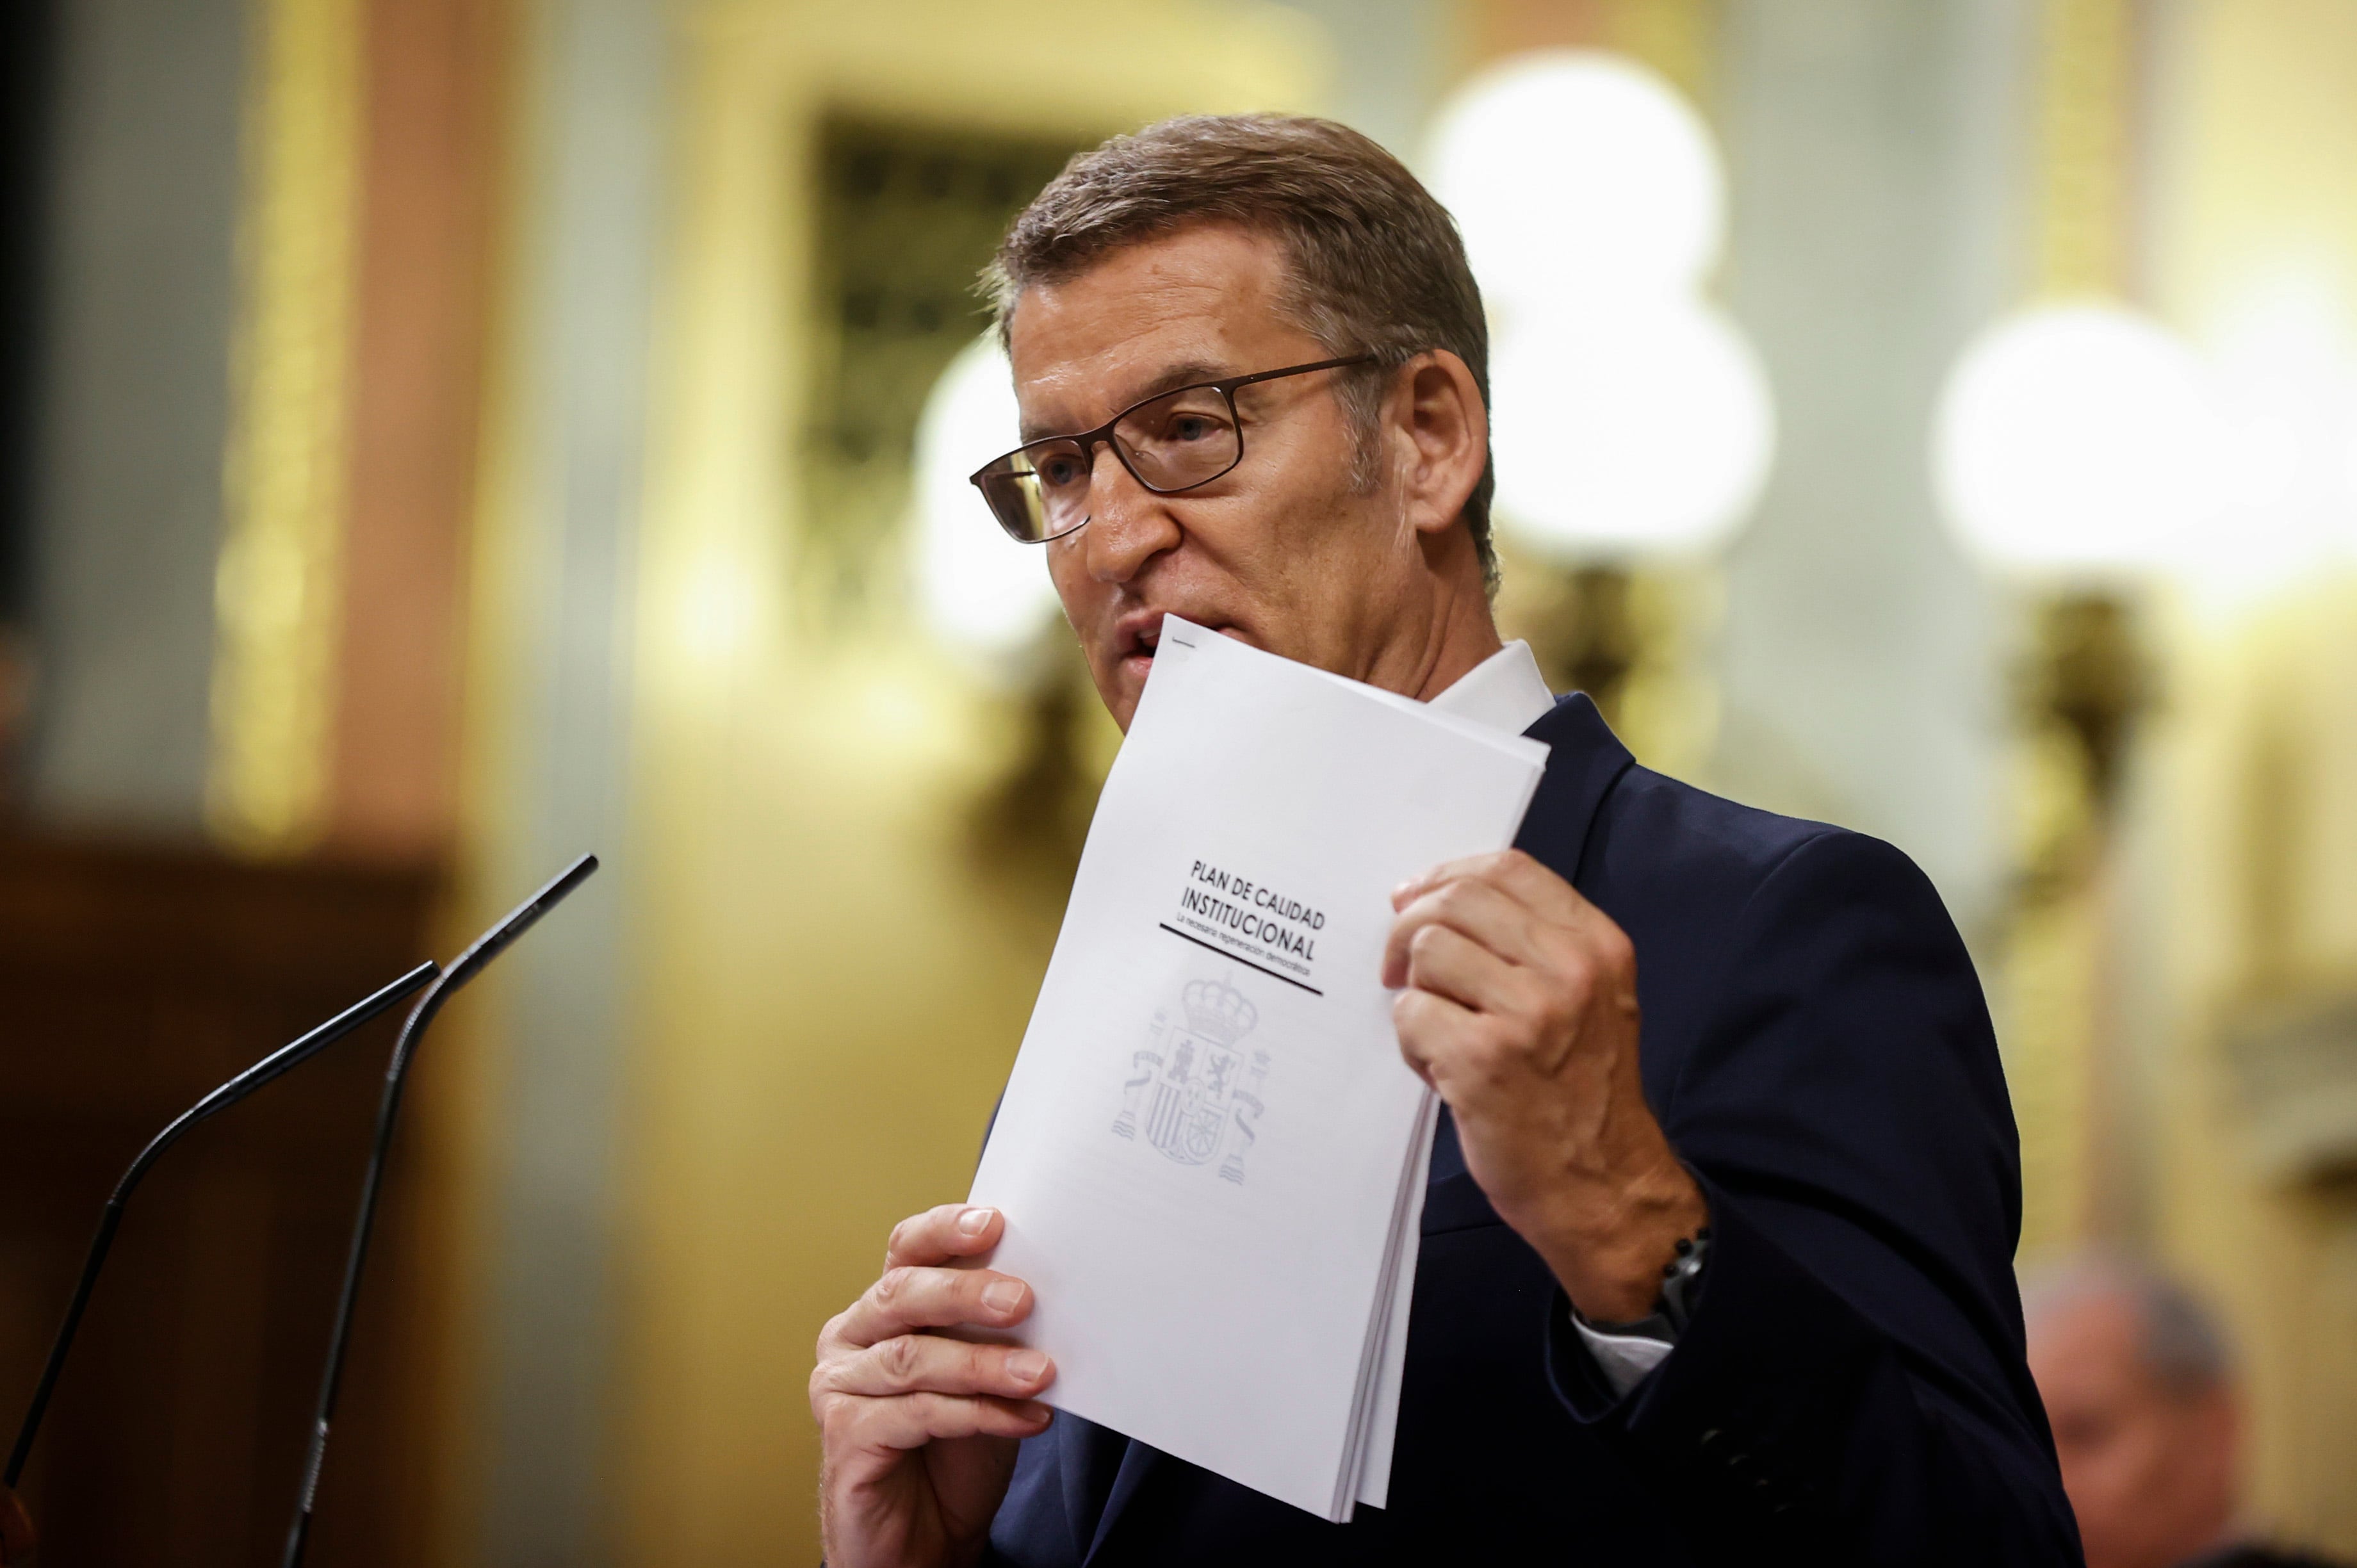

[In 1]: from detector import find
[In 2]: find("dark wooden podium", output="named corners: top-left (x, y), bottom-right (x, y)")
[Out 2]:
top-left (0, 1480), bottom-right (30, 1564)
top-left (0, 837), bottom-right (443, 1567)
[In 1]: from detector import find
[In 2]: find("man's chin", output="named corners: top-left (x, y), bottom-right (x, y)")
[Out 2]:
top-left (1111, 655), bottom-right (1154, 731)
top-left (1078, 654), bottom-right (1143, 733)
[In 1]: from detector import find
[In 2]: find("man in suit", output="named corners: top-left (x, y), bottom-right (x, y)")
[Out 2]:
top-left (2028, 1257), bottom-right (2351, 1568)
top-left (810, 114), bottom-right (2082, 1565)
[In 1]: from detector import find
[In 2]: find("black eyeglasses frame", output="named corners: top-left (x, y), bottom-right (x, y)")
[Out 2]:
top-left (966, 352), bottom-right (1380, 544)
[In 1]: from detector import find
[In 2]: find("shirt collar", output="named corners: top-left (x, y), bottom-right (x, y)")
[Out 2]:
top-left (1425, 639), bottom-right (1556, 734)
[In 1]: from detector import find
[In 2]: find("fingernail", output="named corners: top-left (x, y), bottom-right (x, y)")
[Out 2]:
top-left (958, 1207), bottom-right (995, 1236)
top-left (982, 1279), bottom-right (1025, 1314)
top-left (1008, 1350), bottom-right (1049, 1384)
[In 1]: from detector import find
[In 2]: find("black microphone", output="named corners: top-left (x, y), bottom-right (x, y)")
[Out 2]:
top-left (281, 853), bottom-right (599, 1568)
top-left (3, 959), bottom-right (444, 1490)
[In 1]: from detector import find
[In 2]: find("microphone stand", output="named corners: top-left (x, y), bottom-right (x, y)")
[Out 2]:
top-left (281, 853), bottom-right (598, 1568)
top-left (2, 960), bottom-right (444, 1509)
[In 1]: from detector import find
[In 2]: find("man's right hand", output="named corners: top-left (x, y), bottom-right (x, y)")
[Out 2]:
top-left (813, 1204), bottom-right (1056, 1568)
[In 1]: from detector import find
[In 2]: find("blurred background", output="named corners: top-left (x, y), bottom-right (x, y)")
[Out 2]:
top-left (0, 0), bottom-right (2353, 1563)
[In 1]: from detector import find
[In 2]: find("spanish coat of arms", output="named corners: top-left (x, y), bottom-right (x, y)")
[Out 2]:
top-left (1112, 976), bottom-right (1270, 1184)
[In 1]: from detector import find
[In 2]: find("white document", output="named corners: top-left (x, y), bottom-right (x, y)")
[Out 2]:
top-left (968, 621), bottom-right (1547, 1520)
top-left (1344, 659), bottom-right (1537, 1510)
top-left (1350, 1094), bottom-right (1439, 1508)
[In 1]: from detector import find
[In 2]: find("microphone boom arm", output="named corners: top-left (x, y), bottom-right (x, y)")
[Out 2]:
top-left (281, 853), bottom-right (599, 1568)
top-left (4, 959), bottom-right (444, 1489)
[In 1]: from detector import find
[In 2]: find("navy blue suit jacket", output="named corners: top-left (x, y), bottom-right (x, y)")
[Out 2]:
top-left (983, 694), bottom-right (2082, 1565)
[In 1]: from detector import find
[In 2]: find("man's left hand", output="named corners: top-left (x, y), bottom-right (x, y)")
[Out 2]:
top-left (1384, 850), bottom-right (1707, 1324)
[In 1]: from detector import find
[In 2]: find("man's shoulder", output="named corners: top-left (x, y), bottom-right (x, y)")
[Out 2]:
top-left (1559, 760), bottom-right (1955, 971)
top-left (1597, 760), bottom-right (1844, 872)
top-left (1517, 695), bottom-right (1943, 933)
top-left (1587, 760), bottom-right (1913, 901)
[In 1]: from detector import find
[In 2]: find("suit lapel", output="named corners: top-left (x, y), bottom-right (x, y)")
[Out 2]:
top-left (1512, 693), bottom-right (1634, 886)
top-left (1054, 1412), bottom-right (1132, 1565)
top-left (1067, 694), bottom-right (1629, 1560)
top-left (1081, 1434), bottom-right (1161, 1565)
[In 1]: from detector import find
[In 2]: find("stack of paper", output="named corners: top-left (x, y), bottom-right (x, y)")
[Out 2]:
top-left (968, 620), bottom-right (1548, 1520)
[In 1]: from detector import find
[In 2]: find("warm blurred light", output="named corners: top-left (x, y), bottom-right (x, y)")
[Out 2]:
top-left (2342, 405), bottom-right (2357, 510)
top-left (1428, 50), bottom-right (1724, 307)
top-left (1934, 302), bottom-right (2231, 574)
top-left (911, 335), bottom-right (1064, 681)
top-left (1490, 300), bottom-right (1775, 560)
top-left (2204, 272), bottom-right (2357, 573)
top-left (674, 547), bottom-right (759, 667)
top-left (1430, 49), bottom-right (1771, 561)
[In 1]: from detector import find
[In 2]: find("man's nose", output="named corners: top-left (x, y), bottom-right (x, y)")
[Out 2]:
top-left (1079, 444), bottom-right (1181, 584)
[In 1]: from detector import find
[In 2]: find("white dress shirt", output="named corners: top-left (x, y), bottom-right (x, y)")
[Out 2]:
top-left (1425, 641), bottom-right (1672, 1399)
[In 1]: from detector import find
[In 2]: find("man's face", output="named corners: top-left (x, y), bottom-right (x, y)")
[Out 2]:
top-left (2028, 1291), bottom-right (2237, 1568)
top-left (1004, 224), bottom-right (1428, 730)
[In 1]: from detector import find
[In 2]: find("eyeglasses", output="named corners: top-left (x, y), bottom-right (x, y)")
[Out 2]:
top-left (968, 354), bottom-right (1377, 544)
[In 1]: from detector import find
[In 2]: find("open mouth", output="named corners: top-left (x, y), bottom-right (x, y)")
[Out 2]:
top-left (1116, 612), bottom-right (1237, 683)
top-left (1117, 613), bottom-right (1167, 676)
top-left (1118, 626), bottom-right (1161, 687)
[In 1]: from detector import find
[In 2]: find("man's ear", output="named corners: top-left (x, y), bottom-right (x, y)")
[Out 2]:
top-left (1389, 351), bottom-right (1488, 539)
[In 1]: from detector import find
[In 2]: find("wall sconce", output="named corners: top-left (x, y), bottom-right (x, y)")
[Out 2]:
top-left (1932, 301), bottom-right (2228, 849)
top-left (1429, 51), bottom-right (1774, 741)
top-left (1931, 298), bottom-right (2233, 1244)
top-left (911, 334), bottom-right (1099, 877)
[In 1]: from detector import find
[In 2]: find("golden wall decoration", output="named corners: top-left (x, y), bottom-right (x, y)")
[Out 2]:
top-left (1596, 0), bottom-right (1717, 108)
top-left (1469, 0), bottom-right (1718, 106)
top-left (798, 118), bottom-right (1088, 622)
top-left (2034, 0), bottom-right (2131, 297)
top-left (208, 0), bottom-right (366, 853)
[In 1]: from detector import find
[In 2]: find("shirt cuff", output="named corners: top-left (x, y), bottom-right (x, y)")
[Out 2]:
top-left (1569, 1310), bottom-right (1675, 1398)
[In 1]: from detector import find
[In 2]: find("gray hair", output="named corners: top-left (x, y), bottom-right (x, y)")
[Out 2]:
top-left (2021, 1254), bottom-right (2235, 1398)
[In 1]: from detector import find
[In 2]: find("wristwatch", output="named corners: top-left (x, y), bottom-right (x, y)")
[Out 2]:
top-left (1578, 1227), bottom-right (1712, 1344)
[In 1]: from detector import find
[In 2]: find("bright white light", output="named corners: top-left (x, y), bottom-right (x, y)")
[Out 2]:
top-left (2202, 272), bottom-right (2357, 575)
top-left (910, 334), bottom-right (1064, 680)
top-left (2342, 405), bottom-right (2357, 511)
top-left (2220, 411), bottom-right (2300, 511)
top-left (674, 548), bottom-right (758, 667)
top-left (1428, 51), bottom-right (1724, 307)
top-left (1932, 303), bottom-right (2230, 574)
top-left (1489, 299), bottom-right (1775, 560)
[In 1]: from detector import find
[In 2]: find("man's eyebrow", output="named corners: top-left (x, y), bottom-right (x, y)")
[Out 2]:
top-left (1018, 359), bottom-right (1234, 443)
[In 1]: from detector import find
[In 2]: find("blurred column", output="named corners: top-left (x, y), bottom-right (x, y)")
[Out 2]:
top-left (1268, 0), bottom-right (1449, 155)
top-left (22, 0), bottom-right (248, 833)
top-left (0, 0), bottom-right (58, 789)
top-left (326, 0), bottom-right (509, 863)
top-left (1464, 0), bottom-right (1714, 102)
top-left (1923, 0), bottom-right (2162, 1257)
top-left (206, 0), bottom-right (368, 853)
top-left (2139, 0), bottom-right (2357, 1542)
top-left (1709, 0), bottom-right (2027, 934)
top-left (464, 0), bottom-right (665, 1562)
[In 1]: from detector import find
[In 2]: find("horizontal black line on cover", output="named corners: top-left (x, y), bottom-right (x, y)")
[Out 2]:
top-left (1157, 922), bottom-right (1323, 996)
